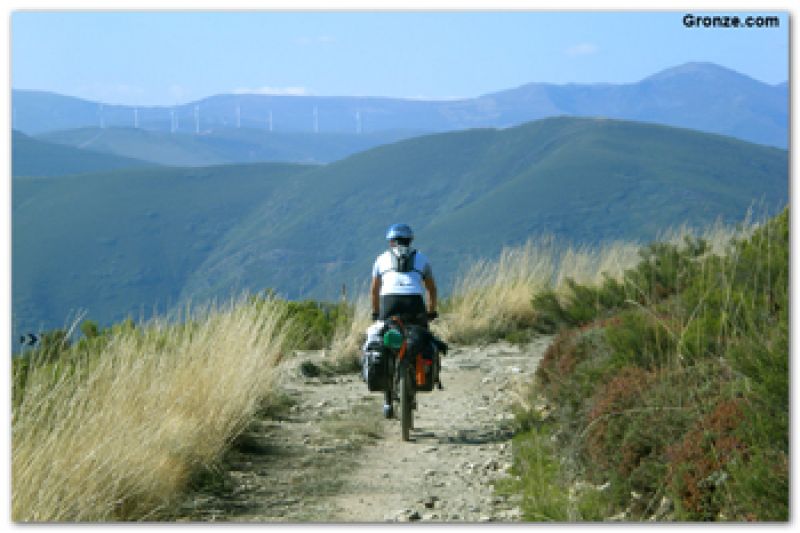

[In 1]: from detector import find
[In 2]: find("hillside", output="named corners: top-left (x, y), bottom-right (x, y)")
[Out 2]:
top-left (12, 116), bottom-right (787, 334)
top-left (12, 130), bottom-right (155, 177)
top-left (36, 126), bottom-right (422, 166)
top-left (13, 63), bottom-right (788, 149)
top-left (12, 162), bottom-right (314, 336)
top-left (182, 117), bottom-right (787, 303)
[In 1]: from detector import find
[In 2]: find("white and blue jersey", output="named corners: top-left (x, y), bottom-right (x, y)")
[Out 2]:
top-left (372, 249), bottom-right (433, 296)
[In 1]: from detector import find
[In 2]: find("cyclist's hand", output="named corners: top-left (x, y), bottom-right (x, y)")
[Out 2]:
top-left (427, 311), bottom-right (438, 321)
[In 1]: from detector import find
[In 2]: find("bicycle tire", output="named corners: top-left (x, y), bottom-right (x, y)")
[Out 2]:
top-left (400, 369), bottom-right (412, 441)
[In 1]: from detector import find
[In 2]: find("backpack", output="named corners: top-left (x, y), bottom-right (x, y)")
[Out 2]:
top-left (389, 248), bottom-right (423, 276)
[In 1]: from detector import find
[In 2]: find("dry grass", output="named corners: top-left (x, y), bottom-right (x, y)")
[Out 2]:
top-left (328, 292), bottom-right (371, 364)
top-left (437, 217), bottom-right (754, 345)
top-left (436, 239), bottom-right (553, 343)
top-left (12, 299), bottom-right (289, 522)
top-left (554, 241), bottom-right (641, 289)
top-left (658, 214), bottom-right (755, 257)
top-left (438, 238), bottom-right (640, 344)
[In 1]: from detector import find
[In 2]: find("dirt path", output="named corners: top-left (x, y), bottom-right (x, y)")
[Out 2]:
top-left (176, 336), bottom-right (551, 523)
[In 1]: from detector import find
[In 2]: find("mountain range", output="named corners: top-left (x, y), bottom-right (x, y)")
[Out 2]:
top-left (12, 116), bottom-right (788, 336)
top-left (13, 63), bottom-right (788, 169)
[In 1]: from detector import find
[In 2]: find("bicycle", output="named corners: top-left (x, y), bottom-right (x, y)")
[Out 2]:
top-left (377, 313), bottom-right (445, 441)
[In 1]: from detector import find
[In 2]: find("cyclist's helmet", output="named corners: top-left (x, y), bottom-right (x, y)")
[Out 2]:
top-left (385, 223), bottom-right (414, 242)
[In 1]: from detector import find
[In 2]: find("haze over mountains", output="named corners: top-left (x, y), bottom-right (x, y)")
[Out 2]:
top-left (34, 127), bottom-right (422, 167)
top-left (13, 63), bottom-right (788, 168)
top-left (13, 116), bottom-right (788, 335)
top-left (12, 130), bottom-right (157, 177)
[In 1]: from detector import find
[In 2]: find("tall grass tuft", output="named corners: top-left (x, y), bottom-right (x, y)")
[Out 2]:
top-left (438, 240), bottom-right (554, 343)
top-left (12, 298), bottom-right (289, 522)
top-left (329, 293), bottom-right (371, 365)
top-left (439, 238), bottom-right (640, 344)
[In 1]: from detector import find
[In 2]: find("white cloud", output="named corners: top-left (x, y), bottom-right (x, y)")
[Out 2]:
top-left (232, 86), bottom-right (311, 96)
top-left (565, 43), bottom-right (599, 57)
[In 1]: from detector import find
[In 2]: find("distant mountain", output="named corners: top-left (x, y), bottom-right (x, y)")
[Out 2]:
top-left (12, 130), bottom-right (155, 177)
top-left (13, 62), bottom-right (788, 150)
top-left (474, 63), bottom-right (787, 147)
top-left (13, 117), bottom-right (788, 334)
top-left (36, 126), bottom-right (424, 166)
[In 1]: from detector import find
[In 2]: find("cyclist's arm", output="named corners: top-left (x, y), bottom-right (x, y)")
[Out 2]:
top-left (371, 276), bottom-right (381, 317)
top-left (424, 276), bottom-right (437, 314)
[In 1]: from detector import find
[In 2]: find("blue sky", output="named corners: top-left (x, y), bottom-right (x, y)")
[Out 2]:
top-left (11, 10), bottom-right (791, 106)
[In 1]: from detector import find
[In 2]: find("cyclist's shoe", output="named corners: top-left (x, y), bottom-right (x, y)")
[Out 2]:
top-left (383, 404), bottom-right (394, 418)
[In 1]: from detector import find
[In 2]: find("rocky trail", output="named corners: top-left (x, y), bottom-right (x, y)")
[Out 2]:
top-left (176, 336), bottom-right (551, 523)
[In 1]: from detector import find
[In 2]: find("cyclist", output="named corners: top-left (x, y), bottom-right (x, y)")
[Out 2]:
top-left (371, 223), bottom-right (438, 325)
top-left (370, 223), bottom-right (440, 419)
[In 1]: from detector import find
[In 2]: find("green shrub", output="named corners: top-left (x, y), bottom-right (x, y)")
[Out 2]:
top-left (531, 290), bottom-right (570, 333)
top-left (582, 363), bottom-right (729, 517)
top-left (80, 320), bottom-right (100, 339)
top-left (250, 292), bottom-right (353, 350)
top-left (604, 308), bottom-right (678, 369)
top-left (625, 237), bottom-right (708, 303)
top-left (531, 237), bottom-right (708, 334)
top-left (722, 445), bottom-right (788, 521)
top-left (31, 329), bottom-right (70, 365)
top-left (510, 424), bottom-right (571, 521)
top-left (515, 209), bottom-right (789, 521)
top-left (532, 281), bottom-right (620, 333)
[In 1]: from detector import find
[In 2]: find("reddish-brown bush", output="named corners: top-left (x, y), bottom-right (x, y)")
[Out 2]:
top-left (535, 329), bottom-right (577, 389)
top-left (666, 398), bottom-right (746, 518)
top-left (584, 366), bottom-right (654, 472)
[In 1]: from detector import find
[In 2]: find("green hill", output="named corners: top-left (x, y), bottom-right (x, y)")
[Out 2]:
top-left (12, 130), bottom-right (155, 177)
top-left (12, 162), bottom-right (315, 336)
top-left (13, 117), bottom-right (787, 334)
top-left (181, 117), bottom-right (787, 304)
top-left (36, 126), bottom-right (422, 166)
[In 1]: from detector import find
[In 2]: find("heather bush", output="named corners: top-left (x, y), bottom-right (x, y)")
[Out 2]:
top-left (513, 209), bottom-right (788, 521)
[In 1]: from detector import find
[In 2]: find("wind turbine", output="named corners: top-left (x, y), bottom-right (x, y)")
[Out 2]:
top-left (99, 104), bottom-right (105, 129)
top-left (268, 110), bottom-right (273, 132)
top-left (313, 106), bottom-right (319, 133)
top-left (194, 105), bottom-right (200, 134)
top-left (356, 110), bottom-right (362, 134)
top-left (134, 108), bottom-right (139, 128)
top-left (236, 104), bottom-right (241, 129)
top-left (170, 108), bottom-right (176, 133)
